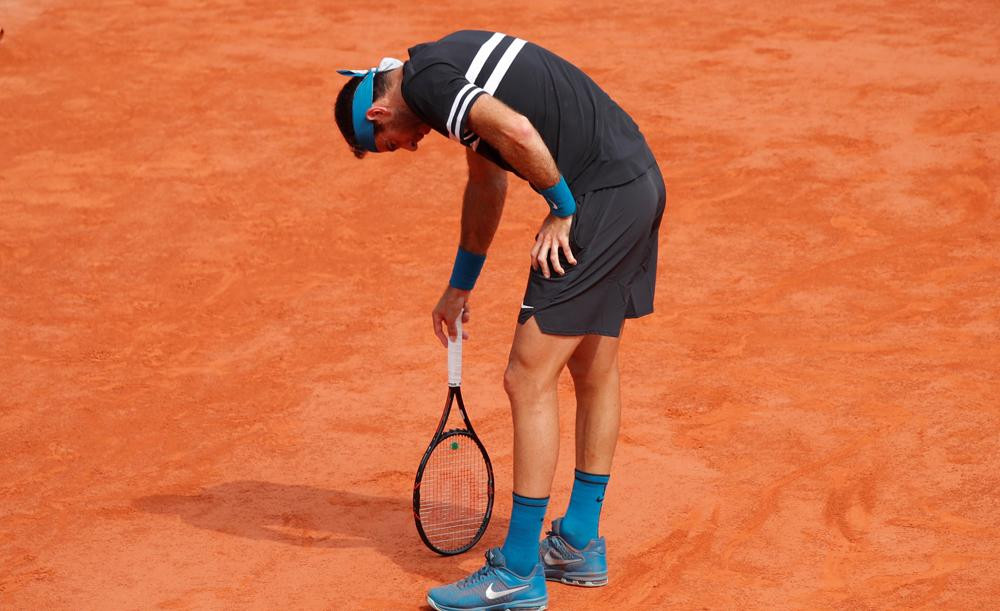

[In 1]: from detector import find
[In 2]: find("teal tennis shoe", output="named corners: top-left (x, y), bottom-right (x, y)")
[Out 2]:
top-left (538, 518), bottom-right (608, 587)
top-left (427, 548), bottom-right (548, 611)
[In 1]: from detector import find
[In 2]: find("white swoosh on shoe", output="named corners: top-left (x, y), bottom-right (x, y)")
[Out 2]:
top-left (484, 582), bottom-right (530, 600)
top-left (543, 550), bottom-right (579, 566)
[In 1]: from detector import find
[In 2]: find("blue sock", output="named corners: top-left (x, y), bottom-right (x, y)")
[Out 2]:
top-left (500, 493), bottom-right (549, 577)
top-left (560, 470), bottom-right (610, 549)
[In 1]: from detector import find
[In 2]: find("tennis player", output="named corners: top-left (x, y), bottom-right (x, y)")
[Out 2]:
top-left (335, 31), bottom-right (664, 611)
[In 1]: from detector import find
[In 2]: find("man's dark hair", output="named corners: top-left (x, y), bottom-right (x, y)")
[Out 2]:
top-left (334, 72), bottom-right (391, 159)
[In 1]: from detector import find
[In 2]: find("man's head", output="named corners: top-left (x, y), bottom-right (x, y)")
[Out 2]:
top-left (334, 58), bottom-right (430, 158)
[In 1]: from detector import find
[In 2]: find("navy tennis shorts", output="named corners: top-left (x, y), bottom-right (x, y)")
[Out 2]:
top-left (518, 162), bottom-right (666, 337)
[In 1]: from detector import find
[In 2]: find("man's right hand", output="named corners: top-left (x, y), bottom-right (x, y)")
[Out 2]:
top-left (432, 286), bottom-right (472, 347)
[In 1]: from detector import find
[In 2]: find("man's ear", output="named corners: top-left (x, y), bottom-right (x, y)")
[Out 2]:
top-left (366, 105), bottom-right (391, 123)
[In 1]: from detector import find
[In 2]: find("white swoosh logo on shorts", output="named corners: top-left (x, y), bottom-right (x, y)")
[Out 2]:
top-left (544, 550), bottom-right (579, 566)
top-left (485, 582), bottom-right (530, 600)
top-left (520, 303), bottom-right (534, 309)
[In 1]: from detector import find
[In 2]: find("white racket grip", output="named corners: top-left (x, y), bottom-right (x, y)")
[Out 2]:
top-left (447, 312), bottom-right (462, 387)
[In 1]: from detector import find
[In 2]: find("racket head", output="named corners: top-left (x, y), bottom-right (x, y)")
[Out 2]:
top-left (413, 428), bottom-right (495, 555)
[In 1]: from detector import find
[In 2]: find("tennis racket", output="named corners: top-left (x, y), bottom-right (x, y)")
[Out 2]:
top-left (413, 312), bottom-right (494, 555)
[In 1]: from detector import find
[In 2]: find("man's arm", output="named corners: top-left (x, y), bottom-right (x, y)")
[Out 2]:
top-left (461, 148), bottom-right (508, 255)
top-left (466, 94), bottom-right (577, 279)
top-left (466, 95), bottom-right (559, 191)
top-left (430, 149), bottom-right (508, 347)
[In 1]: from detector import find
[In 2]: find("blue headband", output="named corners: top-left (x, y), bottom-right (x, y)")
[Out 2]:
top-left (337, 57), bottom-right (403, 154)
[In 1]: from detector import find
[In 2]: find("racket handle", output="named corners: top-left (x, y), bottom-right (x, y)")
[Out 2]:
top-left (447, 311), bottom-right (462, 387)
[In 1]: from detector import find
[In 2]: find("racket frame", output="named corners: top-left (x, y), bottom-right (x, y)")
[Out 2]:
top-left (412, 314), bottom-right (495, 556)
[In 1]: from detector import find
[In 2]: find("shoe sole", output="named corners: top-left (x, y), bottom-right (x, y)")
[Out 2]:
top-left (426, 595), bottom-right (548, 611)
top-left (544, 570), bottom-right (608, 588)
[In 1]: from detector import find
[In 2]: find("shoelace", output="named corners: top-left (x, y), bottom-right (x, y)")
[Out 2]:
top-left (458, 552), bottom-right (496, 588)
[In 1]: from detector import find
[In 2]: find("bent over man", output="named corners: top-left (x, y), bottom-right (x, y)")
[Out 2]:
top-left (334, 30), bottom-right (665, 611)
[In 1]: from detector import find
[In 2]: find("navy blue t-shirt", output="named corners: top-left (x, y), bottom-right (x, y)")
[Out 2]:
top-left (401, 30), bottom-right (655, 195)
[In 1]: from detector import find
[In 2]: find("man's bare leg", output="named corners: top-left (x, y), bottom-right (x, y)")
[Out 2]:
top-left (503, 317), bottom-right (583, 497)
top-left (567, 324), bottom-right (624, 474)
top-left (540, 323), bottom-right (623, 554)
top-left (494, 317), bottom-right (581, 577)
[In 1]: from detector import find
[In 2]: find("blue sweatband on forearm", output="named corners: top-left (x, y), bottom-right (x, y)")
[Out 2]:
top-left (539, 175), bottom-right (576, 217)
top-left (449, 247), bottom-right (487, 291)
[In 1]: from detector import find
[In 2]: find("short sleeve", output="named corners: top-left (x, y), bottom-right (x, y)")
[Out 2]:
top-left (402, 62), bottom-right (486, 147)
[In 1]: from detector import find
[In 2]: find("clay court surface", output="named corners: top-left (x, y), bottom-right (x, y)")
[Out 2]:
top-left (2, 0), bottom-right (999, 608)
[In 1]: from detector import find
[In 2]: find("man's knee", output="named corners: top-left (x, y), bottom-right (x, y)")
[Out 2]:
top-left (503, 358), bottom-right (546, 401)
top-left (567, 353), bottom-right (618, 393)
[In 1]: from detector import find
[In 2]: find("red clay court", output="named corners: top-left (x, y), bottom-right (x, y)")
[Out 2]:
top-left (2, 1), bottom-right (999, 608)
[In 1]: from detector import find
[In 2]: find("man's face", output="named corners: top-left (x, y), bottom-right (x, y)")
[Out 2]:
top-left (373, 113), bottom-right (431, 153)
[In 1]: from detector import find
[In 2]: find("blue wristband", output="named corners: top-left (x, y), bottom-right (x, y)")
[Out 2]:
top-left (449, 247), bottom-right (486, 290)
top-left (539, 176), bottom-right (576, 218)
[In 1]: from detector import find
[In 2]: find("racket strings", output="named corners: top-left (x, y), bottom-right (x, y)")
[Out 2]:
top-left (419, 435), bottom-right (489, 551)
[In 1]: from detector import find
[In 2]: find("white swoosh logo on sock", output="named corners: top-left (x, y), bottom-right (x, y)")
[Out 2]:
top-left (543, 550), bottom-right (579, 566)
top-left (485, 582), bottom-right (530, 600)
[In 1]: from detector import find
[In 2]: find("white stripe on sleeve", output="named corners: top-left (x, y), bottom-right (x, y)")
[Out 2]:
top-left (445, 83), bottom-right (477, 139)
top-left (453, 88), bottom-right (484, 142)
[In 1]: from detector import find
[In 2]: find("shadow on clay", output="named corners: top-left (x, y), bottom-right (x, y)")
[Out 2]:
top-left (133, 480), bottom-right (507, 583)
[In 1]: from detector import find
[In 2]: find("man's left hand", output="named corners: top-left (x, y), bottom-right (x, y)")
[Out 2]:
top-left (530, 214), bottom-right (576, 278)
